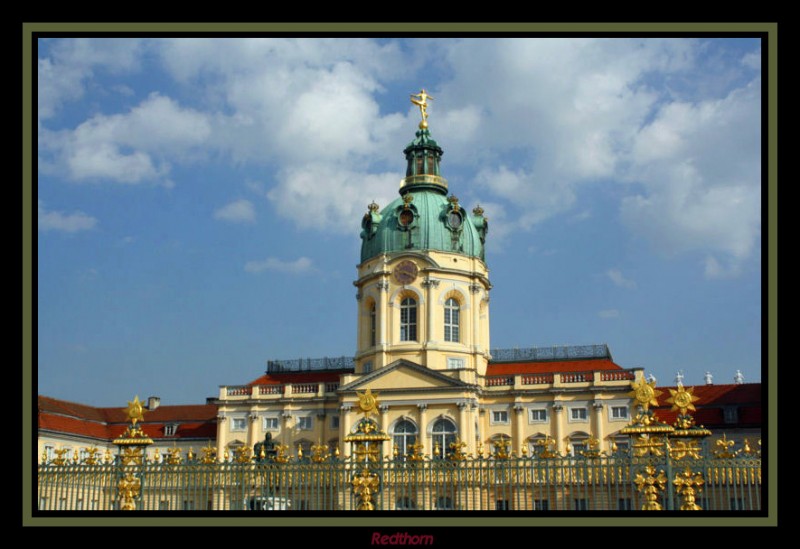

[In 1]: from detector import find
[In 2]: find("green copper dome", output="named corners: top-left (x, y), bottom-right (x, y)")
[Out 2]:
top-left (359, 126), bottom-right (488, 263)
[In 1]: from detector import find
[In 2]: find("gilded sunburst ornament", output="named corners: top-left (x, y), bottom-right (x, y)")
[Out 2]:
top-left (356, 388), bottom-right (380, 417)
top-left (665, 385), bottom-right (699, 415)
top-left (628, 378), bottom-right (662, 411)
top-left (125, 396), bottom-right (145, 426)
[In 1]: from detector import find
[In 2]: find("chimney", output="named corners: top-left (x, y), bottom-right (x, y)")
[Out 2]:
top-left (704, 371), bottom-right (713, 385)
top-left (147, 396), bottom-right (160, 410)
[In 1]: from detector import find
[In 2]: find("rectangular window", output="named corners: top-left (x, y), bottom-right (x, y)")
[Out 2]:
top-left (164, 423), bottom-right (178, 436)
top-left (447, 357), bottom-right (465, 370)
top-left (297, 417), bottom-right (313, 430)
top-left (331, 416), bottom-right (340, 429)
top-left (574, 498), bottom-right (588, 511)
top-left (263, 417), bottom-right (279, 430)
top-left (231, 417), bottom-right (247, 431)
top-left (610, 406), bottom-right (628, 420)
top-left (570, 408), bottom-right (588, 421)
top-left (491, 410), bottom-right (509, 424)
top-left (183, 500), bottom-right (195, 511)
top-left (495, 500), bottom-right (510, 510)
top-left (400, 298), bottom-right (417, 341)
top-left (618, 498), bottom-right (632, 511)
top-left (533, 499), bottom-right (549, 511)
top-left (159, 500), bottom-right (170, 511)
top-left (529, 409), bottom-right (547, 423)
top-left (730, 498), bottom-right (746, 511)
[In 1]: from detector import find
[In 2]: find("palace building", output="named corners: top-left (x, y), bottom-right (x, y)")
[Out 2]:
top-left (212, 92), bottom-right (644, 462)
top-left (36, 93), bottom-right (762, 513)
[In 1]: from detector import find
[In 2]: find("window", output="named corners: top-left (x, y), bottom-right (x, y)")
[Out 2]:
top-left (369, 303), bottom-right (376, 346)
top-left (263, 417), bottom-right (279, 430)
top-left (164, 423), bottom-right (178, 436)
top-left (393, 419), bottom-right (418, 457)
top-left (444, 298), bottom-right (460, 342)
top-left (495, 500), bottom-right (510, 511)
top-left (431, 418), bottom-right (457, 458)
top-left (435, 496), bottom-right (454, 510)
top-left (183, 500), bottom-right (195, 511)
top-left (447, 357), bottom-right (465, 369)
top-left (363, 361), bottom-right (373, 374)
top-left (610, 406), bottom-right (628, 420)
top-left (491, 410), bottom-right (509, 425)
top-left (529, 409), bottom-right (547, 423)
top-left (618, 498), bottom-right (633, 511)
top-left (159, 500), bottom-right (170, 510)
top-left (396, 497), bottom-right (417, 510)
top-left (400, 297), bottom-right (417, 341)
top-left (533, 499), bottom-right (549, 511)
top-left (574, 498), bottom-right (588, 511)
top-left (231, 417), bottom-right (247, 431)
top-left (570, 407), bottom-right (588, 421)
top-left (570, 436), bottom-right (589, 456)
top-left (331, 416), bottom-right (340, 429)
top-left (724, 407), bottom-right (739, 424)
top-left (730, 498), bottom-right (746, 511)
top-left (297, 417), bottom-right (313, 430)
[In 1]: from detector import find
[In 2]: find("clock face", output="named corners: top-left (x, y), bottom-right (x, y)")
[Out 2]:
top-left (393, 260), bottom-right (418, 284)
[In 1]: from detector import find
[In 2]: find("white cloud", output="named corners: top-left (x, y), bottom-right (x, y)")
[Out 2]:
top-left (45, 93), bottom-right (211, 185)
top-left (244, 256), bottom-right (314, 274)
top-left (266, 164), bottom-right (398, 234)
top-left (38, 200), bottom-right (97, 233)
top-left (598, 309), bottom-right (620, 319)
top-left (38, 38), bottom-right (144, 121)
top-left (607, 269), bottom-right (636, 289)
top-left (621, 78), bottom-right (761, 270)
top-left (214, 199), bottom-right (256, 223)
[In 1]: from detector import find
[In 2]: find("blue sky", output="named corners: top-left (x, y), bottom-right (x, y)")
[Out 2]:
top-left (36, 37), bottom-right (763, 407)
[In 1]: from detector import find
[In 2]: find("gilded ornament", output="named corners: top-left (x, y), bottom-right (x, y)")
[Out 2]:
top-left (670, 439), bottom-right (702, 460)
top-left (356, 388), bottom-right (380, 418)
top-left (628, 377), bottom-right (662, 412)
top-left (117, 472), bottom-right (141, 511)
top-left (666, 385), bottom-right (699, 415)
top-left (199, 444), bottom-right (217, 464)
top-left (125, 395), bottom-right (146, 427)
top-left (634, 465), bottom-right (667, 511)
top-left (165, 446), bottom-right (182, 465)
top-left (352, 467), bottom-right (381, 510)
top-left (674, 467), bottom-right (705, 510)
top-left (712, 434), bottom-right (739, 459)
top-left (632, 434), bottom-right (666, 457)
top-left (120, 446), bottom-right (144, 466)
top-left (410, 89), bottom-right (433, 128)
top-left (448, 439), bottom-right (468, 461)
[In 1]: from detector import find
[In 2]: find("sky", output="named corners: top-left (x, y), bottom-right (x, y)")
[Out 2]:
top-left (35, 36), bottom-right (764, 407)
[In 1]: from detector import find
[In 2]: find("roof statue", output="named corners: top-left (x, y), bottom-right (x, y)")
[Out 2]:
top-left (410, 89), bottom-right (433, 129)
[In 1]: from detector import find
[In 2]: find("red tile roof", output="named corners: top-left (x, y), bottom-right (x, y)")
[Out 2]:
top-left (38, 396), bottom-right (218, 441)
top-left (653, 383), bottom-right (761, 429)
top-left (486, 358), bottom-right (624, 376)
top-left (248, 371), bottom-right (345, 385)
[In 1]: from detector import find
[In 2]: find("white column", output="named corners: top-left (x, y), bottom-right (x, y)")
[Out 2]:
top-left (471, 284), bottom-right (481, 356)
top-left (458, 401), bottom-right (469, 447)
top-left (247, 412), bottom-right (259, 450)
top-left (216, 412), bottom-right (227, 461)
top-left (341, 404), bottom-right (353, 458)
top-left (593, 402), bottom-right (605, 449)
top-left (282, 411), bottom-right (292, 447)
top-left (417, 404), bottom-right (428, 453)
top-left (552, 403), bottom-right (564, 454)
top-left (513, 404), bottom-right (525, 455)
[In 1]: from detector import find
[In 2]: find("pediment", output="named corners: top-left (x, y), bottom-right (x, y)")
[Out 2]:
top-left (339, 359), bottom-right (472, 393)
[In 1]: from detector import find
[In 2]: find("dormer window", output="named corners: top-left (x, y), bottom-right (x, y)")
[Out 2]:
top-left (164, 423), bottom-right (178, 437)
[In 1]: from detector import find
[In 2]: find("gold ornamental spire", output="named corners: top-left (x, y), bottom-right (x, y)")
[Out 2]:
top-left (410, 89), bottom-right (433, 129)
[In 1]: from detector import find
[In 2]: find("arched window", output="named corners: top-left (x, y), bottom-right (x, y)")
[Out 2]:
top-left (393, 419), bottom-right (418, 457)
top-left (369, 303), bottom-right (376, 346)
top-left (431, 418), bottom-right (457, 458)
top-left (400, 297), bottom-right (417, 341)
top-left (444, 298), bottom-right (460, 342)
